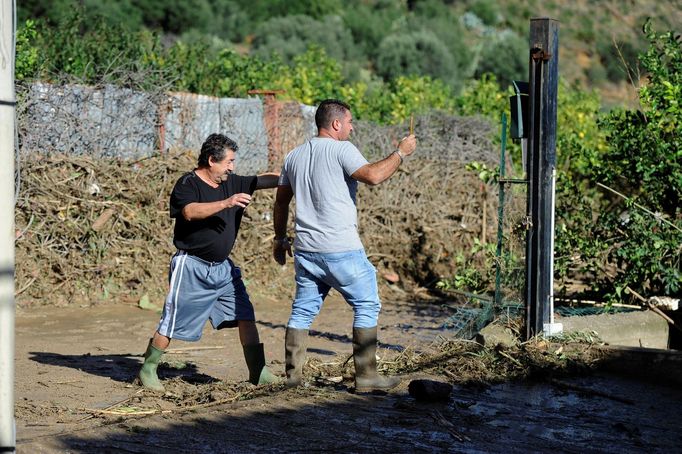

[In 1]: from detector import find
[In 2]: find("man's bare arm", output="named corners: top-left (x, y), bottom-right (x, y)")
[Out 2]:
top-left (351, 134), bottom-right (417, 186)
top-left (181, 194), bottom-right (252, 221)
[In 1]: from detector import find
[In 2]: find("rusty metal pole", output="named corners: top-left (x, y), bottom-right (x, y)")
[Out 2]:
top-left (525, 18), bottom-right (562, 340)
top-left (248, 89), bottom-right (285, 171)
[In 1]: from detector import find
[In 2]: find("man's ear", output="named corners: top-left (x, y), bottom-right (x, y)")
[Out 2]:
top-left (332, 118), bottom-right (340, 131)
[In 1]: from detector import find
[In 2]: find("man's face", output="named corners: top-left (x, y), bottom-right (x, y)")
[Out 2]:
top-left (209, 148), bottom-right (236, 183)
top-left (337, 109), bottom-right (354, 141)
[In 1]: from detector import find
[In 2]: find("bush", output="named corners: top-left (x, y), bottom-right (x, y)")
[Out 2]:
top-left (233, 0), bottom-right (340, 23)
top-left (470, 0), bottom-right (499, 26)
top-left (18, 0), bottom-right (143, 30)
top-left (342, 0), bottom-right (405, 60)
top-left (31, 13), bottom-right (163, 87)
top-left (474, 30), bottom-right (528, 88)
top-left (597, 38), bottom-right (642, 83)
top-left (251, 14), bottom-right (359, 65)
top-left (404, 11), bottom-right (475, 89)
top-left (276, 47), bottom-right (345, 105)
top-left (375, 31), bottom-right (456, 85)
top-left (557, 20), bottom-right (681, 300)
top-left (15, 20), bottom-right (41, 81)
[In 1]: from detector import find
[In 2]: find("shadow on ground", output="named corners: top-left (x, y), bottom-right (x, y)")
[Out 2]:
top-left (28, 352), bottom-right (216, 384)
top-left (17, 372), bottom-right (682, 453)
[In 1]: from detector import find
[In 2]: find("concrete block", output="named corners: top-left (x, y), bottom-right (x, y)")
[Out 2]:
top-left (560, 310), bottom-right (669, 349)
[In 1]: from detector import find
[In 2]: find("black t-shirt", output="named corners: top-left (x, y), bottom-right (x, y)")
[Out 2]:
top-left (170, 171), bottom-right (258, 262)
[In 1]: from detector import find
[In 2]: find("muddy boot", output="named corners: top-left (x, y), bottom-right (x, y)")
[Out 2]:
top-left (353, 327), bottom-right (400, 393)
top-left (243, 343), bottom-right (281, 385)
top-left (285, 327), bottom-right (308, 387)
top-left (138, 339), bottom-right (165, 392)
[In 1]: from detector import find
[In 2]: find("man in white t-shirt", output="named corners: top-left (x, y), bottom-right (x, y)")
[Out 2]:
top-left (273, 99), bottom-right (417, 393)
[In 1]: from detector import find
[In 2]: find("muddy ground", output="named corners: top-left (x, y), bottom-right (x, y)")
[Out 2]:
top-left (13, 292), bottom-right (682, 453)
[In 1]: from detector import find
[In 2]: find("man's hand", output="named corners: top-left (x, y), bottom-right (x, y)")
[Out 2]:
top-left (226, 193), bottom-right (252, 208)
top-left (273, 237), bottom-right (292, 265)
top-left (397, 134), bottom-right (417, 158)
top-left (182, 193), bottom-right (251, 221)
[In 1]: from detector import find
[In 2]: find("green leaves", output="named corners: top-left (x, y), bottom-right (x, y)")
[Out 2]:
top-left (555, 20), bottom-right (682, 302)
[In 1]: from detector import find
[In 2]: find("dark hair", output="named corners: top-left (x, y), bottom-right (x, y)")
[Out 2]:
top-left (315, 99), bottom-right (351, 130)
top-left (197, 133), bottom-right (238, 167)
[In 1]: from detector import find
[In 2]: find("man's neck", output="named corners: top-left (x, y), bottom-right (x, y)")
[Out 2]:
top-left (194, 167), bottom-right (220, 188)
top-left (317, 129), bottom-right (338, 140)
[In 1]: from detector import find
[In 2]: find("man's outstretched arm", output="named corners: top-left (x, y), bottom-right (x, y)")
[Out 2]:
top-left (256, 172), bottom-right (280, 190)
top-left (351, 134), bottom-right (417, 186)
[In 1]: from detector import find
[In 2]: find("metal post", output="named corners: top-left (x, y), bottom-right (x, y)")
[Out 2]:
top-left (494, 114), bottom-right (508, 307)
top-left (0, 1), bottom-right (16, 451)
top-left (525, 18), bottom-right (562, 339)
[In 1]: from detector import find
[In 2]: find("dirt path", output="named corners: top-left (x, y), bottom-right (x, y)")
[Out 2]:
top-left (13, 294), bottom-right (682, 453)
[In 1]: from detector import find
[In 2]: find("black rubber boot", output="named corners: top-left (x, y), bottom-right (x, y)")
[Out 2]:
top-left (285, 327), bottom-right (308, 387)
top-left (243, 343), bottom-right (281, 385)
top-left (138, 339), bottom-right (165, 392)
top-left (353, 327), bottom-right (400, 393)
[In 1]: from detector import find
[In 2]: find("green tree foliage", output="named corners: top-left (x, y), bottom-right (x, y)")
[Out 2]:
top-left (474, 30), bottom-right (527, 87)
top-left (211, 51), bottom-right (285, 98)
top-left (116, 0), bottom-right (213, 35)
top-left (555, 21), bottom-right (681, 300)
top-left (597, 21), bottom-right (681, 220)
top-left (597, 38), bottom-right (642, 83)
top-left (15, 20), bottom-right (41, 81)
top-left (277, 47), bottom-right (345, 105)
top-left (29, 12), bottom-right (162, 86)
top-left (376, 31), bottom-right (456, 86)
top-left (592, 21), bottom-right (681, 296)
top-left (251, 14), bottom-right (358, 65)
top-left (455, 74), bottom-right (509, 119)
top-left (232, 0), bottom-right (340, 23)
top-left (403, 4), bottom-right (475, 89)
top-left (469, 0), bottom-right (500, 26)
top-left (342, 0), bottom-right (406, 61)
top-left (18, 0), bottom-right (143, 30)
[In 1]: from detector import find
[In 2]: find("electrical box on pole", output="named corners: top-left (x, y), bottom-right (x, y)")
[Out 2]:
top-left (525, 18), bottom-right (562, 340)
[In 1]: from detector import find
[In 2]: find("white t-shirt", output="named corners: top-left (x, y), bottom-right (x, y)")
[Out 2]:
top-left (279, 137), bottom-right (369, 253)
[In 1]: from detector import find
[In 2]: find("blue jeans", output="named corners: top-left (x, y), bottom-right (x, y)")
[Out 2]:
top-left (288, 249), bottom-right (381, 329)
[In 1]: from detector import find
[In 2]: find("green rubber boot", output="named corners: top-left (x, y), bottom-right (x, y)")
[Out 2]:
top-left (138, 339), bottom-right (165, 392)
top-left (285, 327), bottom-right (308, 388)
top-left (353, 327), bottom-right (401, 393)
top-left (243, 343), bottom-right (281, 385)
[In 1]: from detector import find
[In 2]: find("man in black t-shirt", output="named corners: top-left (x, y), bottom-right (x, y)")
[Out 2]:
top-left (137, 133), bottom-right (281, 392)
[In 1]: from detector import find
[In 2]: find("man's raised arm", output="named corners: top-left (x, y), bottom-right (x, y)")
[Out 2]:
top-left (351, 134), bottom-right (417, 186)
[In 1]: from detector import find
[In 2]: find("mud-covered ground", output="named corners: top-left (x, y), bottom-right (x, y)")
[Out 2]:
top-left (14, 293), bottom-right (682, 453)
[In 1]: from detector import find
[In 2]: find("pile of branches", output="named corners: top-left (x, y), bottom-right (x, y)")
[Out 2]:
top-left (15, 114), bottom-right (515, 307)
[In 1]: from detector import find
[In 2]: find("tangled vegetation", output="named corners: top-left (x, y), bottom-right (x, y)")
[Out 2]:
top-left (14, 114), bottom-right (502, 308)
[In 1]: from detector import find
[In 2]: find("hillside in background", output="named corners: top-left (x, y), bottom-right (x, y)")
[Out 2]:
top-left (17, 0), bottom-right (682, 109)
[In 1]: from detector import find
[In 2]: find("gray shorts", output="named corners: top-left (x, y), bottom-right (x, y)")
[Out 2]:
top-left (156, 251), bottom-right (254, 342)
